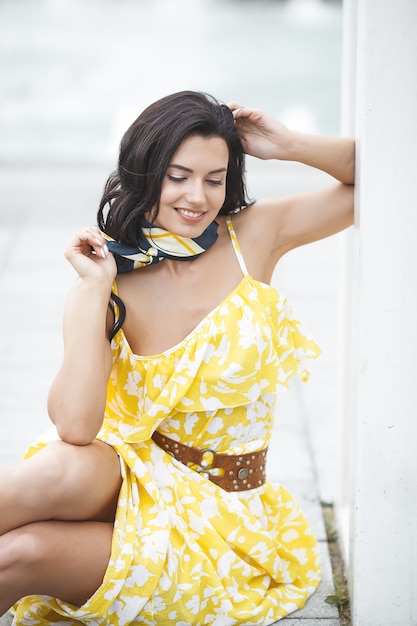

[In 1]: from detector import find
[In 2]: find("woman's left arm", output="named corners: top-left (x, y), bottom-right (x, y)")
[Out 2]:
top-left (230, 104), bottom-right (355, 253)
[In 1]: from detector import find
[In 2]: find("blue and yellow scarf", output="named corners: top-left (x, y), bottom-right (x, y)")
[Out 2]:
top-left (102, 219), bottom-right (218, 273)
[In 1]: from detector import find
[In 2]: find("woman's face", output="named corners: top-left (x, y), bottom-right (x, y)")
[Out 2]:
top-left (147, 134), bottom-right (229, 237)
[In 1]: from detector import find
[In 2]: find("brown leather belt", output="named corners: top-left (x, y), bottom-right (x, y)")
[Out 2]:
top-left (151, 430), bottom-right (268, 491)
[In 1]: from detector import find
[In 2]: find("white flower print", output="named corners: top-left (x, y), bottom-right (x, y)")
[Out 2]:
top-left (14, 249), bottom-right (322, 625)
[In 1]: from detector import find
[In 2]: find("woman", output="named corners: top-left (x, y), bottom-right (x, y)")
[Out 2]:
top-left (0, 91), bottom-right (354, 625)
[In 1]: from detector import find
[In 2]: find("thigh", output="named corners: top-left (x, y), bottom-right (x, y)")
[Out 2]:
top-left (1, 440), bottom-right (122, 533)
top-left (3, 519), bottom-right (114, 609)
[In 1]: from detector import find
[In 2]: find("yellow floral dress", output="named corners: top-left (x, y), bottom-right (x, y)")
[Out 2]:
top-left (13, 217), bottom-right (321, 625)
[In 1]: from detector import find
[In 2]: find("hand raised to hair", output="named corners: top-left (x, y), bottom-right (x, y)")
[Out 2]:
top-left (228, 103), bottom-right (292, 161)
top-left (64, 226), bottom-right (117, 285)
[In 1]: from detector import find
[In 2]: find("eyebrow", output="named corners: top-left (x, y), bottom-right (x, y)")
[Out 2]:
top-left (168, 164), bottom-right (227, 174)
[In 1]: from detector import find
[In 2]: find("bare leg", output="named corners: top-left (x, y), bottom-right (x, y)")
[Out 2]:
top-left (0, 519), bottom-right (114, 615)
top-left (0, 440), bottom-right (122, 535)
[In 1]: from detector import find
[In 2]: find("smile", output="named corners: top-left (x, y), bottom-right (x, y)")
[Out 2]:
top-left (176, 208), bottom-right (205, 219)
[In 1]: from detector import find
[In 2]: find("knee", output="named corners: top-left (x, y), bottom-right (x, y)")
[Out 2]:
top-left (0, 524), bottom-right (48, 573)
top-left (19, 440), bottom-right (120, 522)
top-left (25, 441), bottom-right (75, 489)
top-left (39, 441), bottom-right (80, 485)
top-left (20, 441), bottom-right (89, 511)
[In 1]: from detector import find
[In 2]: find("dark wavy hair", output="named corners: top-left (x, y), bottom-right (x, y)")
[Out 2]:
top-left (97, 90), bottom-right (250, 245)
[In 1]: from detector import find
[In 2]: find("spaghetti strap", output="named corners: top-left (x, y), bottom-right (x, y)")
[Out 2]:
top-left (226, 216), bottom-right (249, 276)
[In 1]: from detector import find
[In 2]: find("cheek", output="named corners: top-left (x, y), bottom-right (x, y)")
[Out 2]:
top-left (214, 187), bottom-right (227, 208)
top-left (160, 182), bottom-right (179, 204)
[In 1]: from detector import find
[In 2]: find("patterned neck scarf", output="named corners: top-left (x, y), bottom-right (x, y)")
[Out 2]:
top-left (102, 218), bottom-right (218, 273)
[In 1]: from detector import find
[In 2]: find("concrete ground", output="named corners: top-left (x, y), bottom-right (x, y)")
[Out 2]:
top-left (0, 0), bottom-right (346, 623)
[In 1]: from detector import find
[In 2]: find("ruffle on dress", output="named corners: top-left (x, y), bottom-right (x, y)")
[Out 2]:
top-left (102, 276), bottom-right (320, 445)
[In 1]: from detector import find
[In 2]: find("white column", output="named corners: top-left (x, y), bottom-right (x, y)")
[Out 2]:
top-left (345, 0), bottom-right (417, 624)
top-left (336, 0), bottom-right (358, 562)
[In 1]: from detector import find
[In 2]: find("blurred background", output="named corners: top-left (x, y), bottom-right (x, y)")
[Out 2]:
top-left (0, 0), bottom-right (342, 164)
top-left (0, 0), bottom-right (345, 503)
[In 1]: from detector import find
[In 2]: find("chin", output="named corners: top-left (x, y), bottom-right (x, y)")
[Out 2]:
top-left (172, 214), bottom-right (212, 235)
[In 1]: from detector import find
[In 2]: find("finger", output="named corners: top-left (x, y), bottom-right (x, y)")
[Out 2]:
top-left (230, 105), bottom-right (258, 125)
top-left (74, 228), bottom-right (109, 260)
top-left (83, 226), bottom-right (105, 245)
top-left (85, 227), bottom-right (109, 257)
top-left (90, 239), bottom-right (109, 260)
top-left (94, 242), bottom-right (109, 260)
top-left (227, 102), bottom-right (246, 118)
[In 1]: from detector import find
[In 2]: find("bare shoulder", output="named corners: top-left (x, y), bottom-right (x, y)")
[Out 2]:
top-left (228, 182), bottom-right (353, 281)
top-left (227, 199), bottom-right (289, 282)
top-left (231, 197), bottom-right (288, 237)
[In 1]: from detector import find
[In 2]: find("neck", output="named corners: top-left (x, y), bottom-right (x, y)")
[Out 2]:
top-left (159, 253), bottom-right (205, 277)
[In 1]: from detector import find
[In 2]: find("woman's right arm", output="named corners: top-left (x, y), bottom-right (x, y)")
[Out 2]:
top-left (47, 227), bottom-right (117, 446)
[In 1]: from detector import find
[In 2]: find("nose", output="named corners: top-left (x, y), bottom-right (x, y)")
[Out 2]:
top-left (185, 179), bottom-right (205, 206)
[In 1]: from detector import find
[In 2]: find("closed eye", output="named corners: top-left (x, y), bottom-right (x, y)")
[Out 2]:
top-left (168, 175), bottom-right (186, 182)
top-left (168, 175), bottom-right (223, 186)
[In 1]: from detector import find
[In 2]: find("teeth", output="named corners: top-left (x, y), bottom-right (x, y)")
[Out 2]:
top-left (178, 209), bottom-right (203, 218)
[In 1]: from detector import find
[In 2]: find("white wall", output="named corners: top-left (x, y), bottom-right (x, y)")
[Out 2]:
top-left (341, 0), bottom-right (417, 623)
